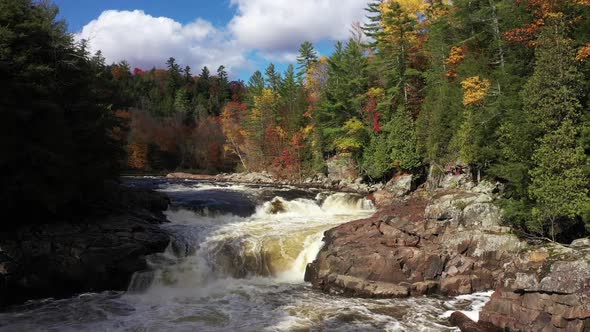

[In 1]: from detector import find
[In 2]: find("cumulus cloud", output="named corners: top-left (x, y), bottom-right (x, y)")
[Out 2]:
top-left (259, 51), bottom-right (299, 64)
top-left (229, 0), bottom-right (370, 51)
top-left (75, 10), bottom-right (247, 73)
top-left (75, 1), bottom-right (371, 74)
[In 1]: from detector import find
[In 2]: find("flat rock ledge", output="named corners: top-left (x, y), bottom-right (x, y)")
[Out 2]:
top-left (305, 187), bottom-right (590, 332)
top-left (0, 187), bottom-right (171, 307)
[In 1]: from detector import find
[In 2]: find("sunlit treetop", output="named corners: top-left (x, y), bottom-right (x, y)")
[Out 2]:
top-left (461, 76), bottom-right (491, 107)
top-left (379, 0), bottom-right (428, 20)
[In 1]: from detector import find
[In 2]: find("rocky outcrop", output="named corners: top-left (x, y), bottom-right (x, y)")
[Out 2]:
top-left (306, 187), bottom-right (522, 298)
top-left (450, 312), bottom-right (502, 332)
top-left (477, 241), bottom-right (590, 331)
top-left (384, 174), bottom-right (413, 197)
top-left (0, 186), bottom-right (171, 307)
top-left (306, 180), bottom-right (590, 331)
top-left (368, 174), bottom-right (414, 208)
top-left (172, 171), bottom-right (381, 193)
top-left (326, 153), bottom-right (359, 184)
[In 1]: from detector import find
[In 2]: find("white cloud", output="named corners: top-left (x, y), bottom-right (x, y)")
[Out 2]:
top-left (229, 0), bottom-right (370, 51)
top-left (259, 51), bottom-right (299, 64)
top-left (75, 1), bottom-right (371, 75)
top-left (75, 10), bottom-right (247, 73)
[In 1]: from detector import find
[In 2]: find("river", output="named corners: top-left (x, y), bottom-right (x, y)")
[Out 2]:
top-left (0, 177), bottom-right (491, 331)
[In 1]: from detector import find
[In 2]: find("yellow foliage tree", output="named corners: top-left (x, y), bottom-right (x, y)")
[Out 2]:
top-left (461, 76), bottom-right (492, 106)
top-left (380, 0), bottom-right (427, 21)
top-left (379, 0), bottom-right (426, 46)
top-left (444, 46), bottom-right (465, 77)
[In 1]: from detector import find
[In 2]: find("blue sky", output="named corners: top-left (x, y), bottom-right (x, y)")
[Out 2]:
top-left (52, 0), bottom-right (370, 80)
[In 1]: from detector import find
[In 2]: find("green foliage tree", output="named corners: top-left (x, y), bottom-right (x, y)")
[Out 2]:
top-left (0, 0), bottom-right (122, 221)
top-left (522, 21), bottom-right (589, 239)
top-left (529, 120), bottom-right (589, 240)
top-left (265, 63), bottom-right (282, 91)
top-left (296, 41), bottom-right (319, 80)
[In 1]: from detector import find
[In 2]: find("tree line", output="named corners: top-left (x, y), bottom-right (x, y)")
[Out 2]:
top-left (3, 0), bottom-right (590, 241)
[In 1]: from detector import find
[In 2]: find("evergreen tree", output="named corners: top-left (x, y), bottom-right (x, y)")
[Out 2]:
top-left (247, 70), bottom-right (265, 106)
top-left (296, 41), bottom-right (319, 80)
top-left (1, 0), bottom-right (121, 221)
top-left (523, 21), bottom-right (588, 239)
top-left (264, 63), bottom-right (282, 91)
top-left (529, 120), bottom-right (589, 240)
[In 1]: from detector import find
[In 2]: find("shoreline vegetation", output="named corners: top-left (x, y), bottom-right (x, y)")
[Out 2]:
top-left (4, 0), bottom-right (590, 242)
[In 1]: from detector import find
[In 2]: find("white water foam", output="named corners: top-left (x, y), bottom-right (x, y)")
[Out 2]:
top-left (0, 181), bottom-right (490, 332)
top-left (440, 290), bottom-right (495, 322)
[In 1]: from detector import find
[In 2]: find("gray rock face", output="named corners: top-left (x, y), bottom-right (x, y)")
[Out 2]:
top-left (479, 243), bottom-right (590, 331)
top-left (384, 174), bottom-right (413, 197)
top-left (571, 237), bottom-right (590, 248)
top-left (0, 188), bottom-right (171, 307)
top-left (326, 153), bottom-right (358, 184)
top-left (305, 185), bottom-right (590, 331)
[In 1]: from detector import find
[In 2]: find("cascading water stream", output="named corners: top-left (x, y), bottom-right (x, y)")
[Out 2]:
top-left (129, 191), bottom-right (376, 293)
top-left (0, 178), bottom-right (493, 332)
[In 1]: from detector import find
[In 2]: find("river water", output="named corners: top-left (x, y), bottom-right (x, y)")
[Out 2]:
top-left (0, 177), bottom-right (491, 331)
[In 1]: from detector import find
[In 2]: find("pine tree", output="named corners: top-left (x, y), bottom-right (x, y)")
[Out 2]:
top-left (1, 0), bottom-right (122, 220)
top-left (524, 21), bottom-right (589, 239)
top-left (529, 120), bottom-right (589, 239)
top-left (265, 63), bottom-right (282, 91)
top-left (296, 41), bottom-right (319, 80)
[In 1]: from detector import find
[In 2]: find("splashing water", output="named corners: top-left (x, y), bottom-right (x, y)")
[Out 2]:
top-left (0, 178), bottom-right (492, 332)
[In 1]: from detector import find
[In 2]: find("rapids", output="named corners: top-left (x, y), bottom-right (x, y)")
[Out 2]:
top-left (0, 178), bottom-right (491, 331)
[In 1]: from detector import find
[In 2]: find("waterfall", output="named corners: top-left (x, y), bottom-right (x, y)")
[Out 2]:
top-left (128, 192), bottom-right (375, 292)
top-left (0, 179), bottom-right (493, 332)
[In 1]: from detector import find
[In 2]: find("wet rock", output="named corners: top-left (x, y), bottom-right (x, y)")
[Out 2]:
top-left (441, 275), bottom-right (473, 295)
top-left (306, 190), bottom-right (515, 298)
top-left (166, 172), bottom-right (217, 181)
top-left (323, 274), bottom-right (410, 298)
top-left (479, 289), bottom-right (590, 332)
top-left (449, 311), bottom-right (502, 332)
top-left (410, 281), bottom-right (439, 295)
top-left (0, 188), bottom-right (171, 307)
top-left (478, 242), bottom-right (590, 331)
top-left (269, 198), bottom-right (286, 214)
top-left (306, 181), bottom-right (590, 331)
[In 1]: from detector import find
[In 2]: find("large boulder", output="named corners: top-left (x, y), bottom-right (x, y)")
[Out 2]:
top-left (478, 243), bottom-right (590, 331)
top-left (326, 153), bottom-right (359, 184)
top-left (305, 189), bottom-right (519, 298)
top-left (384, 174), bottom-right (413, 197)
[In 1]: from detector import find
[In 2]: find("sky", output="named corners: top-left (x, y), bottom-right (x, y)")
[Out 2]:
top-left (52, 0), bottom-right (371, 81)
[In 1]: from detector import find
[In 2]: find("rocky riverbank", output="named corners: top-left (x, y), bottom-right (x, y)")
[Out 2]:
top-left (0, 185), bottom-right (171, 307)
top-left (166, 171), bottom-right (383, 193)
top-left (166, 154), bottom-right (390, 194)
top-left (305, 174), bottom-right (590, 331)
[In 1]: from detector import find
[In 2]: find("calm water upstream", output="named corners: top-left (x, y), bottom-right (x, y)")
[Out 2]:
top-left (0, 177), bottom-right (491, 331)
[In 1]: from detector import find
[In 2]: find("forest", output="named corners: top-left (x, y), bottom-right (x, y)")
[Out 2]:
top-left (3, 0), bottom-right (590, 241)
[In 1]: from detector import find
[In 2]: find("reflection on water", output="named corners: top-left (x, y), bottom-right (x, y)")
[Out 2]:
top-left (0, 178), bottom-right (491, 332)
